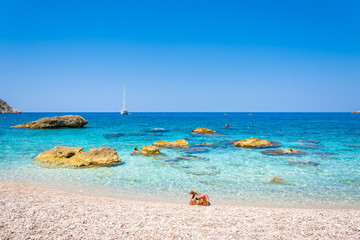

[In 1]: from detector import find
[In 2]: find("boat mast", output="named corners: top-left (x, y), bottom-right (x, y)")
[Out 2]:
top-left (122, 86), bottom-right (126, 111)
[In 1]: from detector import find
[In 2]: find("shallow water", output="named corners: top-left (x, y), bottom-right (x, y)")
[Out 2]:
top-left (1, 112), bottom-right (359, 208)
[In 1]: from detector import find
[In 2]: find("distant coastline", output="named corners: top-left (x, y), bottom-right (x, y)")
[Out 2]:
top-left (0, 99), bottom-right (21, 113)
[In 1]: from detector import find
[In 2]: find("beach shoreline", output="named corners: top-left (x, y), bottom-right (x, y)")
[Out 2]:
top-left (1, 182), bottom-right (359, 239)
top-left (3, 179), bottom-right (359, 211)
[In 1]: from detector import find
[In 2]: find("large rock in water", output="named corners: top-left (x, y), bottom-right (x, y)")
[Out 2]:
top-left (153, 139), bottom-right (189, 148)
top-left (11, 115), bottom-right (88, 129)
top-left (0, 99), bottom-right (21, 113)
top-left (192, 128), bottom-right (214, 134)
top-left (34, 146), bottom-right (121, 167)
top-left (233, 137), bottom-right (274, 148)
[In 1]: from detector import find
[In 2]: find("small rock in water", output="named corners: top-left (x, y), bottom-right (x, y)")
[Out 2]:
top-left (233, 137), bottom-right (275, 148)
top-left (138, 145), bottom-right (160, 156)
top-left (261, 148), bottom-right (303, 155)
top-left (192, 127), bottom-right (214, 134)
top-left (268, 176), bottom-right (287, 184)
top-left (202, 142), bottom-right (214, 146)
top-left (288, 159), bottom-right (320, 166)
top-left (153, 139), bottom-right (189, 148)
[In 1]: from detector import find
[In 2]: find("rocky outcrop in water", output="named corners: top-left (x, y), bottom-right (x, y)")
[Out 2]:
top-left (34, 146), bottom-right (121, 167)
top-left (153, 139), bottom-right (189, 148)
top-left (233, 137), bottom-right (275, 148)
top-left (352, 111), bottom-right (360, 113)
top-left (261, 148), bottom-right (302, 155)
top-left (192, 128), bottom-right (214, 134)
top-left (11, 115), bottom-right (88, 129)
top-left (0, 99), bottom-right (21, 113)
top-left (133, 145), bottom-right (160, 155)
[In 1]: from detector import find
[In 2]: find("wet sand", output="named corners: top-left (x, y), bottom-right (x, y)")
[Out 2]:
top-left (1, 182), bottom-right (359, 239)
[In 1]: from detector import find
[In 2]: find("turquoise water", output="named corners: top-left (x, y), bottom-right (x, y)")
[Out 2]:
top-left (1, 112), bottom-right (359, 208)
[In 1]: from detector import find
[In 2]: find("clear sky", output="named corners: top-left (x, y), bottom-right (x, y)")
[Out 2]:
top-left (0, 0), bottom-right (359, 112)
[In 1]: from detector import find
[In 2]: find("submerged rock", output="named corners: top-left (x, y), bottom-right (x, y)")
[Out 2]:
top-left (233, 137), bottom-right (275, 148)
top-left (339, 179), bottom-right (360, 186)
top-left (134, 145), bottom-right (160, 156)
top-left (105, 133), bottom-right (125, 138)
top-left (176, 155), bottom-right (207, 161)
top-left (186, 169), bottom-right (220, 176)
top-left (293, 139), bottom-right (320, 144)
top-left (34, 146), bottom-right (121, 167)
top-left (345, 144), bottom-right (360, 148)
top-left (153, 139), bottom-right (189, 148)
top-left (11, 115), bottom-right (88, 129)
top-left (288, 159), bottom-right (320, 166)
top-left (293, 144), bottom-right (323, 149)
top-left (192, 127), bottom-right (214, 134)
top-left (261, 148), bottom-right (302, 155)
top-left (183, 147), bottom-right (209, 154)
top-left (202, 142), bottom-right (214, 146)
top-left (0, 99), bottom-right (21, 113)
top-left (312, 151), bottom-right (336, 156)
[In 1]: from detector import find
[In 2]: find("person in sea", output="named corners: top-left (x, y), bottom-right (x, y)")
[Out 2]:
top-left (188, 190), bottom-right (211, 206)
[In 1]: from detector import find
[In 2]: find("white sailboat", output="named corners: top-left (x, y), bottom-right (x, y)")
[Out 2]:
top-left (121, 87), bottom-right (129, 115)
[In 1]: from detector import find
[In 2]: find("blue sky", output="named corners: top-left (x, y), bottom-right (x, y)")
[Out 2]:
top-left (0, 0), bottom-right (359, 112)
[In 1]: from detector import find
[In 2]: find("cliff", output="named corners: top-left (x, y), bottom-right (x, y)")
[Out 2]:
top-left (0, 99), bottom-right (21, 113)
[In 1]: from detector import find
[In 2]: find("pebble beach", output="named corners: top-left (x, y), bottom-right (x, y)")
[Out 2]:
top-left (1, 183), bottom-right (359, 239)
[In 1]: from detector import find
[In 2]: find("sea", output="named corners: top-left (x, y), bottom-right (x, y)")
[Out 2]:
top-left (0, 112), bottom-right (359, 209)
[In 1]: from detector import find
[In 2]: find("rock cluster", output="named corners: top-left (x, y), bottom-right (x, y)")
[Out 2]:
top-left (153, 139), bottom-right (189, 148)
top-left (11, 115), bottom-right (88, 129)
top-left (34, 146), bottom-right (121, 167)
top-left (0, 99), bottom-right (21, 113)
top-left (192, 128), bottom-right (214, 134)
top-left (233, 137), bottom-right (274, 148)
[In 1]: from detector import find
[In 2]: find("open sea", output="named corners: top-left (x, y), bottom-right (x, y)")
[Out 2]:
top-left (0, 112), bottom-right (359, 209)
